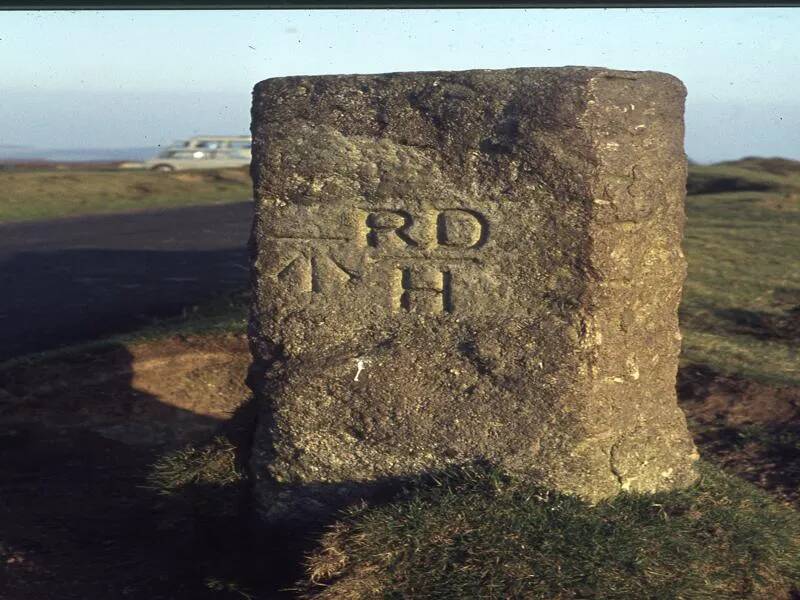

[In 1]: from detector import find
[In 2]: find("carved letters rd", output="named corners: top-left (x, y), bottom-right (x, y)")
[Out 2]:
top-left (268, 208), bottom-right (488, 314)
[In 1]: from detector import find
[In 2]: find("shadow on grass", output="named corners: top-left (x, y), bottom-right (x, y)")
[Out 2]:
top-left (686, 174), bottom-right (777, 195)
top-left (0, 343), bottom-right (257, 600)
top-left (0, 247), bottom-right (248, 361)
top-left (142, 396), bottom-right (312, 600)
top-left (149, 431), bottom-right (470, 598)
top-left (712, 306), bottom-right (800, 342)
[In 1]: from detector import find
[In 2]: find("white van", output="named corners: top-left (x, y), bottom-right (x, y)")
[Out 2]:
top-left (141, 135), bottom-right (251, 171)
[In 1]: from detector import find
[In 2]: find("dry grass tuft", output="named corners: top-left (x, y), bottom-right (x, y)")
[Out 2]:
top-left (147, 436), bottom-right (242, 496)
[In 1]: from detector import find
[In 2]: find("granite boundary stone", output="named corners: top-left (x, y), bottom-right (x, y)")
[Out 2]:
top-left (247, 67), bottom-right (700, 525)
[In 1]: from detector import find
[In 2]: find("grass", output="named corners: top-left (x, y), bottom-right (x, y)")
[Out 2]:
top-left (0, 166), bottom-right (252, 223)
top-left (146, 435), bottom-right (245, 519)
top-left (686, 161), bottom-right (798, 196)
top-left (3, 156), bottom-right (800, 598)
top-left (298, 462), bottom-right (800, 600)
top-left (129, 288), bottom-right (249, 343)
top-left (147, 435), bottom-right (244, 498)
top-left (681, 158), bottom-right (800, 386)
top-left (137, 432), bottom-right (800, 599)
top-left (0, 288), bottom-right (249, 371)
top-left (143, 430), bottom-right (265, 600)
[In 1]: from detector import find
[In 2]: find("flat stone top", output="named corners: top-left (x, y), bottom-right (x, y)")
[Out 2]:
top-left (253, 65), bottom-right (684, 92)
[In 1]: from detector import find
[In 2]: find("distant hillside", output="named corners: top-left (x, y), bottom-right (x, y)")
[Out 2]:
top-left (717, 157), bottom-right (800, 177)
top-left (687, 157), bottom-right (800, 196)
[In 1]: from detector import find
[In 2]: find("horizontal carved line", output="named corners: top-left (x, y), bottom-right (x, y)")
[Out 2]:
top-left (266, 235), bottom-right (351, 241)
top-left (374, 256), bottom-right (480, 262)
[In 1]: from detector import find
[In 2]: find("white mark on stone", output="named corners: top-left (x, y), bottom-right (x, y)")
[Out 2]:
top-left (353, 357), bottom-right (372, 382)
top-left (626, 356), bottom-right (640, 380)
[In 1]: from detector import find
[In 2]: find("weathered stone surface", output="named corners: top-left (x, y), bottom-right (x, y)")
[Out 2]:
top-left (248, 67), bottom-right (699, 524)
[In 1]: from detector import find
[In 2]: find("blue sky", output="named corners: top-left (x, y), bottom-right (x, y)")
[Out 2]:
top-left (2, 8), bottom-right (798, 163)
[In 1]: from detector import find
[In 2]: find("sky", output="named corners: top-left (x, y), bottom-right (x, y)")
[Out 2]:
top-left (1, 8), bottom-right (799, 163)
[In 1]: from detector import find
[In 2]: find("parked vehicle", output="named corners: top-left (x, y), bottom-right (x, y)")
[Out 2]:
top-left (141, 135), bottom-right (251, 171)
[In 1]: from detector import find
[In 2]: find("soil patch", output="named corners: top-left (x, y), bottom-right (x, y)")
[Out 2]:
top-left (0, 333), bottom-right (252, 600)
top-left (679, 364), bottom-right (800, 507)
top-left (1, 333), bottom-right (250, 447)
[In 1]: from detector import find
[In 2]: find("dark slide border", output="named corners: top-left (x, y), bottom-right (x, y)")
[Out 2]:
top-left (4, 0), bottom-right (798, 10)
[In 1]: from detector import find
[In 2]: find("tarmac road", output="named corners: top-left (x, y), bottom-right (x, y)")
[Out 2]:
top-left (0, 201), bottom-right (253, 361)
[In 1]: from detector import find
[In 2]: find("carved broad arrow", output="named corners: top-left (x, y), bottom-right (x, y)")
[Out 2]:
top-left (275, 252), bottom-right (358, 293)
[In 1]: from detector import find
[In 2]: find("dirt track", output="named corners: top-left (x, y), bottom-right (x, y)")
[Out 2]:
top-left (0, 201), bottom-right (252, 361)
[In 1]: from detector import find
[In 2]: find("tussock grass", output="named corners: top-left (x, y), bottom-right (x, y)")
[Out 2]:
top-left (728, 424), bottom-right (800, 478)
top-left (147, 436), bottom-right (243, 495)
top-left (146, 436), bottom-right (244, 518)
top-left (299, 462), bottom-right (800, 600)
top-left (0, 167), bottom-right (252, 222)
top-left (145, 435), bottom-right (263, 598)
top-left (687, 166), bottom-right (787, 196)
